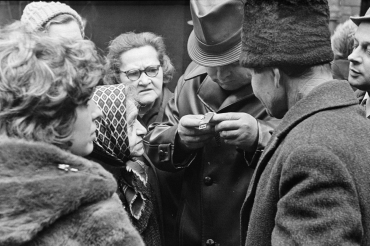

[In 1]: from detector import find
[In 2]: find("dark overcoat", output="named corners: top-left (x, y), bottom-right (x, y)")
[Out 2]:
top-left (145, 61), bottom-right (279, 246)
top-left (241, 80), bottom-right (370, 246)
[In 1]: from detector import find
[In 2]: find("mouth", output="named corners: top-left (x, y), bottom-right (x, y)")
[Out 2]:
top-left (139, 88), bottom-right (152, 92)
top-left (349, 67), bottom-right (361, 76)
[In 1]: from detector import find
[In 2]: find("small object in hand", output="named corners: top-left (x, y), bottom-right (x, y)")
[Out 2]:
top-left (199, 112), bottom-right (215, 130)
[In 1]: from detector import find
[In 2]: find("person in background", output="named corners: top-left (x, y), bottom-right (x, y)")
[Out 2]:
top-left (104, 32), bottom-right (175, 128)
top-left (144, 0), bottom-right (279, 245)
top-left (331, 18), bottom-right (357, 83)
top-left (87, 84), bottom-right (162, 246)
top-left (239, 0), bottom-right (370, 245)
top-left (0, 21), bottom-right (144, 246)
top-left (21, 1), bottom-right (84, 40)
top-left (348, 8), bottom-right (370, 117)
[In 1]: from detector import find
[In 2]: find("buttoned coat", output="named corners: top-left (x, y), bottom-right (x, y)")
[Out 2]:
top-left (241, 80), bottom-right (370, 246)
top-left (145, 61), bottom-right (279, 246)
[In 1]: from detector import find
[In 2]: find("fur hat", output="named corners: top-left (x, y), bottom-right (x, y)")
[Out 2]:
top-left (240, 0), bottom-right (333, 68)
top-left (21, 1), bottom-right (84, 36)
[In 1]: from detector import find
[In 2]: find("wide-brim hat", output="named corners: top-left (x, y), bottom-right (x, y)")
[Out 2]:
top-left (351, 8), bottom-right (370, 26)
top-left (187, 0), bottom-right (243, 67)
top-left (240, 0), bottom-right (333, 68)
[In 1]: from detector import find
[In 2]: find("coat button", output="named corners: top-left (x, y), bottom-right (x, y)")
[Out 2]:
top-left (204, 176), bottom-right (213, 186)
top-left (206, 239), bottom-right (216, 246)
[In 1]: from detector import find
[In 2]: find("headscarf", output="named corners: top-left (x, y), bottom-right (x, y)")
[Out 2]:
top-left (91, 84), bottom-right (152, 225)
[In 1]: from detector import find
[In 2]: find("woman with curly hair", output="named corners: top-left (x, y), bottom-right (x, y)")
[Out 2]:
top-left (104, 31), bottom-right (175, 128)
top-left (0, 21), bottom-right (144, 246)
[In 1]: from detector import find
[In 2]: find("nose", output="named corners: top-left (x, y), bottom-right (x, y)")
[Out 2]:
top-left (90, 100), bottom-right (103, 120)
top-left (138, 73), bottom-right (152, 86)
top-left (348, 47), bottom-right (361, 65)
top-left (135, 119), bottom-right (147, 136)
top-left (206, 66), bottom-right (230, 82)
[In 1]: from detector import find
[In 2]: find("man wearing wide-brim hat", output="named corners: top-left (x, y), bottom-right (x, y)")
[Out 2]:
top-left (144, 0), bottom-right (279, 245)
top-left (239, 0), bottom-right (370, 245)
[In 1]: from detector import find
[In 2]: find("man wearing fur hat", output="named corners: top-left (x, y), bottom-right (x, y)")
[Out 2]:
top-left (21, 1), bottom-right (84, 40)
top-left (144, 0), bottom-right (278, 245)
top-left (239, 0), bottom-right (370, 245)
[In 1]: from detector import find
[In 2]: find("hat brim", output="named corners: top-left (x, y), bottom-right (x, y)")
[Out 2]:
top-left (187, 31), bottom-right (241, 67)
top-left (350, 15), bottom-right (370, 26)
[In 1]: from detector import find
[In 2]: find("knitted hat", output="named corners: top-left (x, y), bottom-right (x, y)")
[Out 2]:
top-left (21, 1), bottom-right (84, 36)
top-left (240, 0), bottom-right (333, 68)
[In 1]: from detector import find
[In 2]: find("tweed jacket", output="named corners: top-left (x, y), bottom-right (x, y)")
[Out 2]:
top-left (0, 138), bottom-right (144, 246)
top-left (240, 80), bottom-right (370, 246)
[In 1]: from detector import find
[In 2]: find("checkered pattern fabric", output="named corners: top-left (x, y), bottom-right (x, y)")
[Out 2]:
top-left (92, 84), bottom-right (130, 161)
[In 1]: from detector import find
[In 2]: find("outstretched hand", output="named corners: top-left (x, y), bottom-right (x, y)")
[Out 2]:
top-left (178, 114), bottom-right (215, 151)
top-left (211, 112), bottom-right (258, 150)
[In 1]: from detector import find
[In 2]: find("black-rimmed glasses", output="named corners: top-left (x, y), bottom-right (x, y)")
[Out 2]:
top-left (119, 65), bottom-right (161, 81)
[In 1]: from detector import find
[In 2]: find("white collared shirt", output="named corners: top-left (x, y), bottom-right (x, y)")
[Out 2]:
top-left (361, 92), bottom-right (370, 119)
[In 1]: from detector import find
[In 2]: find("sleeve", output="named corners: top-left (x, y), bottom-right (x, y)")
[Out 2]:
top-left (242, 118), bottom-right (279, 168)
top-left (272, 146), bottom-right (363, 246)
top-left (144, 75), bottom-right (197, 172)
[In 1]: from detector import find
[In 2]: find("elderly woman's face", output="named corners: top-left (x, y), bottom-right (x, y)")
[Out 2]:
top-left (69, 99), bottom-right (103, 156)
top-left (119, 45), bottom-right (164, 109)
top-left (126, 100), bottom-right (147, 157)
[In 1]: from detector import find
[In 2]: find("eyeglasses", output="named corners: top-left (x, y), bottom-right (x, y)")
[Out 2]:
top-left (119, 65), bottom-right (161, 81)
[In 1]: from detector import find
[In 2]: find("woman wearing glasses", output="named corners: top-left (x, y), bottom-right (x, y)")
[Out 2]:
top-left (104, 32), bottom-right (175, 128)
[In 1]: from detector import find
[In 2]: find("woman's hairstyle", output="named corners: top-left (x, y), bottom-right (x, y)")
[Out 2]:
top-left (104, 32), bottom-right (175, 85)
top-left (331, 19), bottom-right (358, 60)
top-left (0, 21), bottom-right (104, 148)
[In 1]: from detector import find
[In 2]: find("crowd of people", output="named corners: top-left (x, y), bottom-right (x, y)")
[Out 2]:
top-left (0, 0), bottom-right (370, 245)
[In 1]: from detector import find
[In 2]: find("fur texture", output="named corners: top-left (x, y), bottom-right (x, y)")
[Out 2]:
top-left (331, 19), bottom-right (358, 60)
top-left (240, 0), bottom-right (333, 68)
top-left (0, 138), bottom-right (144, 246)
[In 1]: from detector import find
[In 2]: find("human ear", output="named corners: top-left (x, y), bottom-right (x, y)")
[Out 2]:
top-left (272, 68), bottom-right (281, 88)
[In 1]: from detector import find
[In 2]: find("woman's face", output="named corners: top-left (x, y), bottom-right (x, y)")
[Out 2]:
top-left (126, 100), bottom-right (147, 157)
top-left (69, 99), bottom-right (103, 156)
top-left (119, 45), bottom-right (164, 108)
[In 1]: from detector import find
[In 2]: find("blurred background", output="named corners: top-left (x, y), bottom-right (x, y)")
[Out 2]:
top-left (0, 0), bottom-right (368, 91)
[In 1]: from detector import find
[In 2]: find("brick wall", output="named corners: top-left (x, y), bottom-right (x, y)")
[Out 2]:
top-left (328, 0), bottom-right (361, 34)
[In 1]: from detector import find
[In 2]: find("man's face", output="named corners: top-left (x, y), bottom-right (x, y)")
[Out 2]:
top-left (348, 22), bottom-right (370, 91)
top-left (205, 61), bottom-right (251, 91)
top-left (249, 67), bottom-right (287, 119)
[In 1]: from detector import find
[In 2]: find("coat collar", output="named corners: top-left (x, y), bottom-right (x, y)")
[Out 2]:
top-left (185, 64), bottom-right (254, 112)
top-left (0, 139), bottom-right (117, 244)
top-left (241, 80), bottom-right (359, 237)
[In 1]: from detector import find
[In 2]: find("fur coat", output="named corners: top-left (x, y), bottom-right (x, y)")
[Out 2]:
top-left (0, 138), bottom-right (144, 246)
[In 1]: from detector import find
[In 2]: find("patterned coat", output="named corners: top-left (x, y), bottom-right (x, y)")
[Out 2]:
top-left (241, 80), bottom-right (370, 246)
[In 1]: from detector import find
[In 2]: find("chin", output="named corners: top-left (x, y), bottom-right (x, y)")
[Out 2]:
top-left (139, 97), bottom-right (157, 106)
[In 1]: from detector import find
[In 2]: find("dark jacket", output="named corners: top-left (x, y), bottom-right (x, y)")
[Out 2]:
top-left (241, 80), bottom-right (370, 246)
top-left (144, 62), bottom-right (279, 246)
top-left (0, 138), bottom-right (144, 246)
